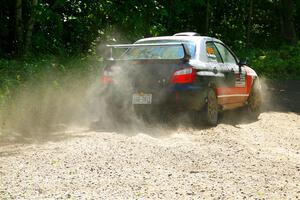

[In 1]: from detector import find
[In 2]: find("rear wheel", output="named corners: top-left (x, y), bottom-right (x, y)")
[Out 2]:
top-left (206, 88), bottom-right (219, 126)
top-left (248, 80), bottom-right (262, 119)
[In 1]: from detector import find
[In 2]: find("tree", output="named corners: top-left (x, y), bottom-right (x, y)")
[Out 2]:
top-left (205, 0), bottom-right (210, 34)
top-left (279, 0), bottom-right (298, 45)
top-left (0, 0), bottom-right (299, 58)
top-left (15, 0), bottom-right (23, 55)
top-left (24, 0), bottom-right (38, 53)
top-left (246, 0), bottom-right (253, 47)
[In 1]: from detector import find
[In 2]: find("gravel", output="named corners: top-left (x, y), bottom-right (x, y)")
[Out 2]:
top-left (1, 111), bottom-right (300, 199)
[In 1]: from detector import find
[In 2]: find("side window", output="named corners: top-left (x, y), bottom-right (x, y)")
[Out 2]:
top-left (214, 43), bottom-right (236, 64)
top-left (206, 42), bottom-right (222, 63)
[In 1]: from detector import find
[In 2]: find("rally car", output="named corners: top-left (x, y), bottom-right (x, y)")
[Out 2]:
top-left (101, 32), bottom-right (262, 125)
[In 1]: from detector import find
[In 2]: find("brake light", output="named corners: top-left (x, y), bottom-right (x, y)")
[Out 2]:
top-left (101, 70), bottom-right (113, 84)
top-left (171, 67), bottom-right (196, 84)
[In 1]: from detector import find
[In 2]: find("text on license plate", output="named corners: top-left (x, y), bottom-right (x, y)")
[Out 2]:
top-left (132, 93), bottom-right (152, 104)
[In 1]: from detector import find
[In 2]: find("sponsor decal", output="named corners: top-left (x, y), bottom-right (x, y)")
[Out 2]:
top-left (207, 47), bottom-right (214, 54)
top-left (235, 71), bottom-right (246, 87)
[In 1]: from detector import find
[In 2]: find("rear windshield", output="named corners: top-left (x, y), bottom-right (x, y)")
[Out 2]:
top-left (121, 40), bottom-right (196, 60)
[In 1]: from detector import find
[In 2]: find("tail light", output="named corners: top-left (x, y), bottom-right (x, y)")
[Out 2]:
top-left (171, 67), bottom-right (196, 84)
top-left (101, 69), bottom-right (113, 84)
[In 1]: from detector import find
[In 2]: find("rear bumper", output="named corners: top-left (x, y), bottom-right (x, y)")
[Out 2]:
top-left (103, 83), bottom-right (207, 111)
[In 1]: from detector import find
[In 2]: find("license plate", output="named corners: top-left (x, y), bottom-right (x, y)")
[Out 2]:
top-left (132, 93), bottom-right (152, 104)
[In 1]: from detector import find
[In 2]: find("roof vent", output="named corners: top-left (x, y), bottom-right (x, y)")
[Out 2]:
top-left (173, 32), bottom-right (200, 36)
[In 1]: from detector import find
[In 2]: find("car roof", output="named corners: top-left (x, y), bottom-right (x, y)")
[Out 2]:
top-left (135, 35), bottom-right (222, 44)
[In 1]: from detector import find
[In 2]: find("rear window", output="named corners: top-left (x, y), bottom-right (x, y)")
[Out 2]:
top-left (121, 40), bottom-right (196, 60)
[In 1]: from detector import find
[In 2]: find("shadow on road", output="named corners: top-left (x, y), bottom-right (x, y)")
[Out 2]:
top-left (0, 127), bottom-right (89, 147)
top-left (261, 80), bottom-right (300, 114)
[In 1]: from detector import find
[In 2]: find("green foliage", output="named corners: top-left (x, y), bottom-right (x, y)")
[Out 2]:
top-left (0, 55), bottom-right (101, 106)
top-left (2, 0), bottom-right (299, 57)
top-left (239, 44), bottom-right (300, 80)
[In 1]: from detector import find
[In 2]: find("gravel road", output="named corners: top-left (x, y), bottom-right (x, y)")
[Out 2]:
top-left (1, 81), bottom-right (300, 200)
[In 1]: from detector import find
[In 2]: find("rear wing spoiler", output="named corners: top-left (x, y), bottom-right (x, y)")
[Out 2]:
top-left (106, 43), bottom-right (191, 61)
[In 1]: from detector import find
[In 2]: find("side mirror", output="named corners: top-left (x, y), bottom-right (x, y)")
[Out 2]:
top-left (238, 58), bottom-right (248, 73)
top-left (238, 58), bottom-right (248, 66)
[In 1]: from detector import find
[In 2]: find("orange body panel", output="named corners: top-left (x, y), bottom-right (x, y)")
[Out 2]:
top-left (216, 69), bottom-right (253, 106)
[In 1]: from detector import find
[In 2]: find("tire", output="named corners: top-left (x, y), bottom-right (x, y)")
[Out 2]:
top-left (106, 99), bottom-right (131, 125)
top-left (206, 88), bottom-right (219, 126)
top-left (247, 80), bottom-right (262, 119)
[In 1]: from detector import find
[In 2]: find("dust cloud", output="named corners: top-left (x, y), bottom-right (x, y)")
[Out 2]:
top-left (258, 76), bottom-right (275, 111)
top-left (0, 59), bottom-right (175, 142)
top-left (0, 57), bottom-right (282, 143)
top-left (0, 68), bottom-right (102, 140)
top-left (91, 61), bottom-right (176, 135)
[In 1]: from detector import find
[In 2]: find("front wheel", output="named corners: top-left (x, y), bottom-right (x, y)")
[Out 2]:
top-left (206, 88), bottom-right (219, 126)
top-left (247, 80), bottom-right (262, 119)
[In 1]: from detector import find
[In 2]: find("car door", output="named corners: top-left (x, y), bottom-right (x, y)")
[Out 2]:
top-left (213, 42), bottom-right (248, 104)
top-left (205, 41), bottom-right (237, 87)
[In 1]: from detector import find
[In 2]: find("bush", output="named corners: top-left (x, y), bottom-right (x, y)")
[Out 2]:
top-left (240, 44), bottom-right (300, 80)
top-left (0, 55), bottom-right (101, 106)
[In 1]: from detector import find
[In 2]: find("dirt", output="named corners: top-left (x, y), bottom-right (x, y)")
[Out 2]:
top-left (0, 81), bottom-right (300, 199)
